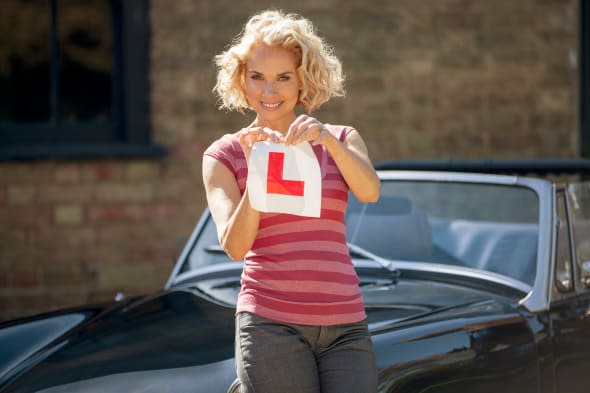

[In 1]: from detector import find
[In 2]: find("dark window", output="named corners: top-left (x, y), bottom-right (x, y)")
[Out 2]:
top-left (0, 0), bottom-right (164, 160)
top-left (582, 0), bottom-right (590, 158)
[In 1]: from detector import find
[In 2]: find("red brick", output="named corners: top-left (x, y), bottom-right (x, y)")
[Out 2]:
top-left (32, 227), bottom-right (95, 250)
top-left (96, 264), bottom-right (169, 291)
top-left (47, 292), bottom-right (88, 310)
top-left (39, 184), bottom-right (95, 204)
top-left (10, 247), bottom-right (57, 266)
top-left (0, 270), bottom-right (8, 287)
top-left (7, 228), bottom-right (29, 247)
top-left (96, 183), bottom-right (154, 202)
top-left (85, 246), bottom-right (129, 266)
top-left (0, 163), bottom-right (55, 184)
top-left (87, 203), bottom-right (182, 223)
top-left (172, 140), bottom-right (207, 162)
top-left (130, 204), bottom-right (182, 221)
top-left (43, 265), bottom-right (97, 288)
top-left (54, 164), bottom-right (81, 183)
top-left (96, 223), bottom-right (160, 244)
top-left (10, 269), bottom-right (42, 288)
top-left (87, 205), bottom-right (127, 223)
top-left (124, 244), bottom-right (178, 264)
top-left (83, 162), bottom-right (124, 182)
top-left (0, 206), bottom-right (53, 226)
top-left (125, 161), bottom-right (161, 180)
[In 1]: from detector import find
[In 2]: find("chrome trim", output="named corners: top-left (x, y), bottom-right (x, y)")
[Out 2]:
top-left (518, 182), bottom-right (554, 312)
top-left (377, 170), bottom-right (522, 185)
top-left (354, 259), bottom-right (531, 294)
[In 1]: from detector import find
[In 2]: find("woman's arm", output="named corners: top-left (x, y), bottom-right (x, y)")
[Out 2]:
top-left (202, 155), bottom-right (260, 260)
top-left (202, 127), bottom-right (284, 260)
top-left (320, 128), bottom-right (380, 203)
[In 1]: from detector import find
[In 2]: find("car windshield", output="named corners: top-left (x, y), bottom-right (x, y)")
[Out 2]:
top-left (178, 178), bottom-right (540, 287)
top-left (347, 180), bottom-right (539, 286)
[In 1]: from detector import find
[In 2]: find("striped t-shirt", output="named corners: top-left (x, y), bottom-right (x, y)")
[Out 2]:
top-left (204, 125), bottom-right (366, 326)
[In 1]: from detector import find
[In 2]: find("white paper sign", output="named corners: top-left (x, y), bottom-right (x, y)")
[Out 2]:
top-left (247, 141), bottom-right (321, 217)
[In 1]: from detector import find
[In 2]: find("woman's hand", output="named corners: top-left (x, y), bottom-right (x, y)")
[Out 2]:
top-left (238, 127), bottom-right (284, 160)
top-left (285, 115), bottom-right (332, 146)
top-left (286, 115), bottom-right (380, 203)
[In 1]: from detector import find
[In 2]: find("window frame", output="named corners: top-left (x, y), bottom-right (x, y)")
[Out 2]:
top-left (581, 0), bottom-right (590, 158)
top-left (0, 0), bottom-right (165, 160)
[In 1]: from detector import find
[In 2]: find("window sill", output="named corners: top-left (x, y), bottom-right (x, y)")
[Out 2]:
top-left (0, 143), bottom-right (167, 161)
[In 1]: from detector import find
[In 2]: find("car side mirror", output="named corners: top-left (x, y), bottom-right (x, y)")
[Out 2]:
top-left (582, 261), bottom-right (590, 288)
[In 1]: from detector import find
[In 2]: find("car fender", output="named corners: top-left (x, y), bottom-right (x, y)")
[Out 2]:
top-left (372, 300), bottom-right (539, 393)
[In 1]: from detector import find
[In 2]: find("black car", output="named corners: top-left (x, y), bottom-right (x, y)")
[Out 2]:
top-left (2, 161), bottom-right (590, 393)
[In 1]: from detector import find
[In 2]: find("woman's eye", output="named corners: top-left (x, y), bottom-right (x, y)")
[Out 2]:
top-left (278, 76), bottom-right (290, 81)
top-left (250, 74), bottom-right (263, 80)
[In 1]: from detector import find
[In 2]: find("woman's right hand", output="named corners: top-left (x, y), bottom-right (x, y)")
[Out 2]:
top-left (238, 127), bottom-right (284, 161)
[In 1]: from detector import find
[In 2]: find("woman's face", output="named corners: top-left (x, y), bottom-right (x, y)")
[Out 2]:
top-left (244, 44), bottom-right (301, 131)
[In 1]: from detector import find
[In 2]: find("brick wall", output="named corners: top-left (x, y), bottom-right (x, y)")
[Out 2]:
top-left (0, 0), bottom-right (579, 321)
top-left (0, 160), bottom-right (201, 320)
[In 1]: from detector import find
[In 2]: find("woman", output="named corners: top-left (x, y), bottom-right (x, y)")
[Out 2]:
top-left (203, 10), bottom-right (380, 393)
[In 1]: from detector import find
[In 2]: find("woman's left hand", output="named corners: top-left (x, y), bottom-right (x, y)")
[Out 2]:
top-left (287, 114), bottom-right (380, 203)
top-left (285, 115), bottom-right (332, 146)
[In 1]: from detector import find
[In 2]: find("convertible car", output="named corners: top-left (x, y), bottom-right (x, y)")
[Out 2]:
top-left (2, 160), bottom-right (590, 393)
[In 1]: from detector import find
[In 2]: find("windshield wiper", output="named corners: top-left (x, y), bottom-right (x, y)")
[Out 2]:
top-left (205, 242), bottom-right (400, 283)
top-left (348, 242), bottom-right (400, 284)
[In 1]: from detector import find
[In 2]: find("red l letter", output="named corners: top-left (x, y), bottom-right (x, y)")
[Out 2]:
top-left (267, 152), bottom-right (305, 196)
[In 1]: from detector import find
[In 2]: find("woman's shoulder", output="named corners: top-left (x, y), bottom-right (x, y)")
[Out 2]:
top-left (324, 124), bottom-right (357, 141)
top-left (203, 131), bottom-right (245, 175)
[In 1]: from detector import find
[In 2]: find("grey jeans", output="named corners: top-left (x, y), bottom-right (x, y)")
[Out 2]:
top-left (235, 312), bottom-right (378, 393)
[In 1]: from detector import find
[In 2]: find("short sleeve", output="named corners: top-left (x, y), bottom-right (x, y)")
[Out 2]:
top-left (203, 133), bottom-right (248, 193)
top-left (203, 134), bottom-right (240, 175)
top-left (325, 124), bottom-right (355, 142)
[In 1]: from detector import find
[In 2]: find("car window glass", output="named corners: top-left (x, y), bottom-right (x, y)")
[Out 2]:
top-left (347, 180), bottom-right (539, 286)
top-left (180, 179), bottom-right (541, 288)
top-left (554, 190), bottom-right (574, 295)
top-left (567, 182), bottom-right (590, 266)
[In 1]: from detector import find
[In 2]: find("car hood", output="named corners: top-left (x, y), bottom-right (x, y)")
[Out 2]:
top-left (0, 290), bottom-right (236, 393)
top-left (0, 278), bottom-right (522, 393)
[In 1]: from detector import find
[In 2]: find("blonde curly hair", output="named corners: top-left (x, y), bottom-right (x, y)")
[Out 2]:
top-left (213, 10), bottom-right (345, 113)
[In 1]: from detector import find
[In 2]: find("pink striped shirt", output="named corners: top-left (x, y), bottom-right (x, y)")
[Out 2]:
top-left (204, 125), bottom-right (366, 326)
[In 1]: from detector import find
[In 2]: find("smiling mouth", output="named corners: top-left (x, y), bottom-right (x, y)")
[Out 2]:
top-left (261, 101), bottom-right (282, 109)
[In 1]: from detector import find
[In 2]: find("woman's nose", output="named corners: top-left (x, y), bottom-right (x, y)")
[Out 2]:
top-left (263, 81), bottom-right (276, 95)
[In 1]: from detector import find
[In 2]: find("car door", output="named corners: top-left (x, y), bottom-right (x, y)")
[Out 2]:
top-left (546, 186), bottom-right (590, 393)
